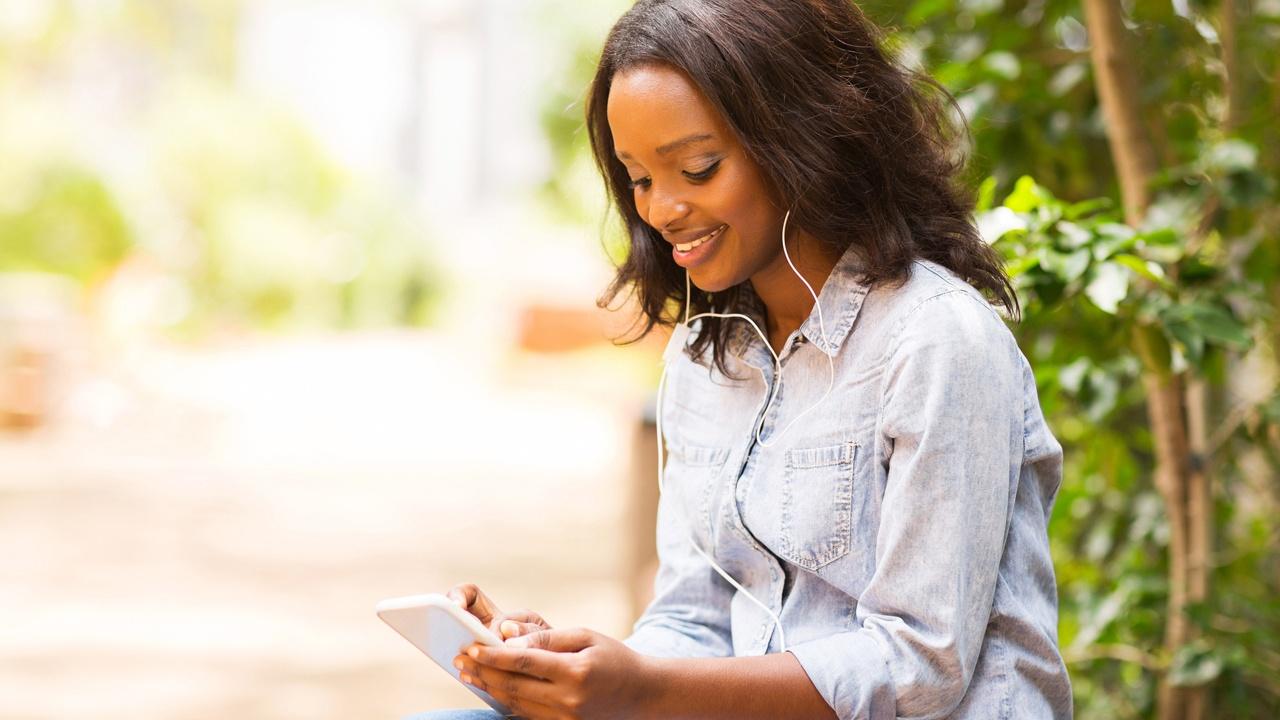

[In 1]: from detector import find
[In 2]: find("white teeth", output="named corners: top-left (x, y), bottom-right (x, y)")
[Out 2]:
top-left (675, 226), bottom-right (723, 253)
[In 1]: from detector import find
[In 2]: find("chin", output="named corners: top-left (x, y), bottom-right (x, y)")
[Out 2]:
top-left (688, 267), bottom-right (740, 294)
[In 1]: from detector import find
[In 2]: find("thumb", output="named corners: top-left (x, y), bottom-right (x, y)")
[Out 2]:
top-left (506, 627), bottom-right (595, 652)
top-left (499, 620), bottom-right (545, 640)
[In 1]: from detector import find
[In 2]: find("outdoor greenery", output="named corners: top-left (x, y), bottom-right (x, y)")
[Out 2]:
top-left (868, 1), bottom-right (1279, 717)
top-left (0, 1), bottom-right (440, 334)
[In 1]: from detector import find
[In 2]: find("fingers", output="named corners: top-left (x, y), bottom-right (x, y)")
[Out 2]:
top-left (461, 644), bottom-right (571, 682)
top-left (456, 653), bottom-right (576, 715)
top-left (490, 609), bottom-right (552, 640)
top-left (498, 620), bottom-right (545, 640)
top-left (505, 627), bottom-right (597, 653)
top-left (446, 582), bottom-right (500, 626)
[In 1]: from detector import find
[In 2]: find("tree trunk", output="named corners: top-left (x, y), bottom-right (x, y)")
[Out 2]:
top-left (1081, 2), bottom-right (1208, 718)
top-left (1082, 0), bottom-right (1158, 226)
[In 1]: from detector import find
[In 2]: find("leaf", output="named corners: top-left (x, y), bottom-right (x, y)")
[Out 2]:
top-left (1085, 262), bottom-right (1129, 314)
top-left (906, 0), bottom-right (952, 25)
top-left (1112, 253), bottom-right (1173, 290)
top-left (1193, 17), bottom-right (1220, 45)
top-left (1085, 368), bottom-right (1120, 421)
top-left (1169, 643), bottom-right (1224, 687)
top-left (1063, 196), bottom-right (1111, 221)
top-left (977, 206), bottom-right (1027, 244)
top-left (1137, 226), bottom-right (1185, 265)
top-left (1182, 303), bottom-right (1252, 350)
top-left (1141, 194), bottom-right (1199, 235)
top-left (1068, 580), bottom-right (1133, 652)
top-left (1055, 220), bottom-right (1092, 250)
top-left (1166, 319), bottom-right (1207, 366)
top-left (1090, 223), bottom-right (1137, 260)
top-left (1004, 175), bottom-right (1053, 213)
top-left (1058, 358), bottom-right (1090, 394)
top-left (982, 51), bottom-right (1020, 80)
top-left (1159, 302), bottom-right (1253, 366)
top-left (1055, 16), bottom-right (1089, 53)
top-left (1048, 62), bottom-right (1088, 97)
top-left (976, 176), bottom-right (998, 212)
top-left (1097, 223), bottom-right (1137, 241)
top-left (1204, 139), bottom-right (1258, 173)
top-left (1039, 246), bottom-right (1090, 283)
top-left (1137, 227), bottom-right (1180, 246)
top-left (1003, 253), bottom-right (1039, 278)
top-left (1091, 235), bottom-right (1136, 261)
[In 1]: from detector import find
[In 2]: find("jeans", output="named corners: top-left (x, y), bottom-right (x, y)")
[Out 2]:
top-left (404, 711), bottom-right (505, 720)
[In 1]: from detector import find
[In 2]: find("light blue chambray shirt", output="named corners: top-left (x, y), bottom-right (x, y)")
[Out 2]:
top-left (623, 248), bottom-right (1073, 719)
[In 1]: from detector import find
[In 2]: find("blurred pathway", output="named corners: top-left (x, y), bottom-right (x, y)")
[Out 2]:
top-left (0, 330), bottom-right (651, 719)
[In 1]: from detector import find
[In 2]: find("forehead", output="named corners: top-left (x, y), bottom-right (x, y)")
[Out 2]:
top-left (607, 64), bottom-right (726, 156)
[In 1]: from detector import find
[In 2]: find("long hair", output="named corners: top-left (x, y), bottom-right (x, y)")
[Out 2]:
top-left (588, 0), bottom-right (1018, 373)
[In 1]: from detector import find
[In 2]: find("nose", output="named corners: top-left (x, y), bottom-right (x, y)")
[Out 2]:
top-left (640, 183), bottom-right (692, 233)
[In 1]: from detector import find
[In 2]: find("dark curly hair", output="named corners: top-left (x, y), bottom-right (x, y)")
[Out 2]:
top-left (589, 0), bottom-right (1018, 373)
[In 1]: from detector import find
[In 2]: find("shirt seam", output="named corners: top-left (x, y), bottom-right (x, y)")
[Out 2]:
top-left (875, 288), bottom-right (966, 418)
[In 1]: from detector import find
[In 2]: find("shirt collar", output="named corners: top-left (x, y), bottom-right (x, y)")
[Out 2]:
top-left (724, 243), bottom-right (870, 364)
top-left (799, 243), bottom-right (870, 356)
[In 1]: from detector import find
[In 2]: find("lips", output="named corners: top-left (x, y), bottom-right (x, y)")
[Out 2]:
top-left (673, 225), bottom-right (725, 252)
top-left (669, 224), bottom-right (726, 269)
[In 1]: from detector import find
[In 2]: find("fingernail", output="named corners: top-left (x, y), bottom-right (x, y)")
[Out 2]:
top-left (453, 658), bottom-right (463, 670)
top-left (460, 673), bottom-right (472, 684)
top-left (501, 621), bottom-right (519, 637)
top-left (467, 646), bottom-right (479, 659)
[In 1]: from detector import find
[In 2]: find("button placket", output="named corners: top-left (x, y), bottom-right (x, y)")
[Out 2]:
top-left (726, 347), bottom-right (789, 655)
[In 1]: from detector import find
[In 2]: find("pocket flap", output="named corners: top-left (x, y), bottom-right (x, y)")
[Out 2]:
top-left (785, 441), bottom-right (856, 469)
top-left (670, 444), bottom-right (731, 467)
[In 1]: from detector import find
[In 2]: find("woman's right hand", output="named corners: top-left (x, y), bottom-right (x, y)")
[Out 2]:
top-left (446, 582), bottom-right (552, 641)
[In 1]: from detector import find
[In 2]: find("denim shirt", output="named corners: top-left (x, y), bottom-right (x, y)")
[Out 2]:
top-left (623, 249), bottom-right (1073, 720)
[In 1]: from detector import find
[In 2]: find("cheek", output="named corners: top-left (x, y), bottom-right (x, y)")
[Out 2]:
top-left (715, 164), bottom-right (775, 235)
top-left (721, 195), bottom-right (778, 262)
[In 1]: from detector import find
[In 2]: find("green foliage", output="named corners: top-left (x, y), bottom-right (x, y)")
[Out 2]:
top-left (856, 1), bottom-right (1280, 716)
top-left (147, 83), bottom-right (440, 333)
top-left (0, 162), bottom-right (133, 283)
top-left (982, 174), bottom-right (1260, 372)
top-left (0, 0), bottom-right (443, 334)
top-left (533, 0), bottom-right (637, 263)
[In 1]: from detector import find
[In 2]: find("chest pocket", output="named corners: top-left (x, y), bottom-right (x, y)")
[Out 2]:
top-left (780, 441), bottom-right (858, 571)
top-left (665, 444), bottom-right (731, 544)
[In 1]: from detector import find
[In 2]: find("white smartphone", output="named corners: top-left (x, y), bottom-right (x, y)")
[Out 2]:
top-left (376, 593), bottom-right (515, 717)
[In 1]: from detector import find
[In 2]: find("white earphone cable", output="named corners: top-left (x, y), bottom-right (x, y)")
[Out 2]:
top-left (655, 209), bottom-right (836, 655)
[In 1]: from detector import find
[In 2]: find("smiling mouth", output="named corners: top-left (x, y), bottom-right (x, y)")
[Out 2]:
top-left (675, 225), bottom-right (726, 253)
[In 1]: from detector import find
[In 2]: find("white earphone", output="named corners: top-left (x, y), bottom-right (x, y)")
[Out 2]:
top-left (654, 209), bottom-right (836, 654)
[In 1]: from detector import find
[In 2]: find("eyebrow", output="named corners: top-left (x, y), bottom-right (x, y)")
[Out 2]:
top-left (616, 133), bottom-right (715, 160)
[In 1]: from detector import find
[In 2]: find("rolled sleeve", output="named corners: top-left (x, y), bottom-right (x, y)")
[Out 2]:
top-left (789, 291), bottom-right (1022, 720)
top-left (788, 631), bottom-right (898, 720)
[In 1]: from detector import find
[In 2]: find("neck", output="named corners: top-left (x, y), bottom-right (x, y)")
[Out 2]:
top-left (751, 230), bottom-right (842, 345)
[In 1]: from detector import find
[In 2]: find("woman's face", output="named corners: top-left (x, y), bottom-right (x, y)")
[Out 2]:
top-left (607, 63), bottom-right (785, 293)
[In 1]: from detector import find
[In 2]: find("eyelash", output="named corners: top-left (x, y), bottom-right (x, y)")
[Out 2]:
top-left (628, 159), bottom-right (722, 190)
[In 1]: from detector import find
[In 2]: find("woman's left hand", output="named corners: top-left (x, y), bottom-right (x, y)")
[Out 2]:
top-left (454, 627), bottom-right (656, 720)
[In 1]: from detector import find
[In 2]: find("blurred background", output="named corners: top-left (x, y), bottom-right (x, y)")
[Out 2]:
top-left (0, 1), bottom-right (1276, 719)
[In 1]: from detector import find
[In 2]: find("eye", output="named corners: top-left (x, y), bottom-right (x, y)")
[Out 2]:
top-left (683, 159), bottom-right (722, 182)
top-left (627, 176), bottom-right (651, 191)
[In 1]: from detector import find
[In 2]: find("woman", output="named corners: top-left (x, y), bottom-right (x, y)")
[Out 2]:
top-left (414, 0), bottom-right (1072, 717)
